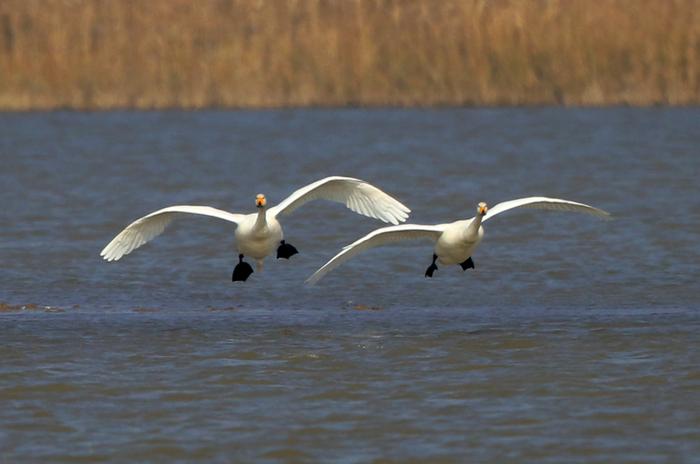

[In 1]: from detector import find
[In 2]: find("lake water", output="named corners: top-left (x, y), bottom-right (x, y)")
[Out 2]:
top-left (1, 108), bottom-right (699, 462)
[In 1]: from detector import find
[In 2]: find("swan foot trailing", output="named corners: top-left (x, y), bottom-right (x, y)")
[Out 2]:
top-left (232, 254), bottom-right (254, 282)
top-left (276, 240), bottom-right (299, 260)
top-left (460, 257), bottom-right (475, 271)
top-left (425, 254), bottom-right (439, 278)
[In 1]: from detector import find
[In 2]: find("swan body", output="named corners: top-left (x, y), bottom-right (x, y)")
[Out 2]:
top-left (101, 176), bottom-right (410, 281)
top-left (233, 208), bottom-right (283, 271)
top-left (434, 219), bottom-right (484, 265)
top-left (306, 197), bottom-right (610, 284)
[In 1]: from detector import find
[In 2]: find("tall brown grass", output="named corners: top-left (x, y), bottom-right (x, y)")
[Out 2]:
top-left (0, 0), bottom-right (697, 109)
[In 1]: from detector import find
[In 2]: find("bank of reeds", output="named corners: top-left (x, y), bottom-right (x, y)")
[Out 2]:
top-left (0, 0), bottom-right (697, 109)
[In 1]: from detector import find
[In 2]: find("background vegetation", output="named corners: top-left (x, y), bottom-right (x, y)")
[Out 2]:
top-left (0, 0), bottom-right (697, 109)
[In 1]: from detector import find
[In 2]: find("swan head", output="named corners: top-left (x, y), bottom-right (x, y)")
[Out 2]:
top-left (477, 202), bottom-right (488, 216)
top-left (255, 194), bottom-right (267, 208)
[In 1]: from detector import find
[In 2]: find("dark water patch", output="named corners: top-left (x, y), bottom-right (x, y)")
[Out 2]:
top-left (1, 109), bottom-right (700, 462)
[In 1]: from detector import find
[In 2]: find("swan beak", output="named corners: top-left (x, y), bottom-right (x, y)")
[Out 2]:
top-left (256, 194), bottom-right (266, 208)
top-left (478, 203), bottom-right (488, 215)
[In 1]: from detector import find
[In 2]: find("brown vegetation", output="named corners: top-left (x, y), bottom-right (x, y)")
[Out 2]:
top-left (0, 0), bottom-right (698, 109)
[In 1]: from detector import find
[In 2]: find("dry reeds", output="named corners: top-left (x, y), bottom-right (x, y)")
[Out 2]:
top-left (0, 0), bottom-right (698, 109)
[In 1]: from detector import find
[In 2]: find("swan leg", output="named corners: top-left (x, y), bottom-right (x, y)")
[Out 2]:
top-left (460, 257), bottom-right (475, 271)
top-left (425, 254), bottom-right (439, 278)
top-left (232, 254), bottom-right (254, 282)
top-left (276, 240), bottom-right (299, 259)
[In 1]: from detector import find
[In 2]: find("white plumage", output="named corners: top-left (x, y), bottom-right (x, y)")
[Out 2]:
top-left (269, 177), bottom-right (409, 224)
top-left (306, 197), bottom-right (610, 284)
top-left (100, 176), bottom-right (410, 276)
top-left (100, 206), bottom-right (245, 262)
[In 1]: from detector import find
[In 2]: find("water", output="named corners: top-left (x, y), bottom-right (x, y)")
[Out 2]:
top-left (1, 108), bottom-right (699, 462)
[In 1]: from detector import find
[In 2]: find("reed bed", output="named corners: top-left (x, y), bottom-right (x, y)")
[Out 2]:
top-left (0, 0), bottom-right (697, 109)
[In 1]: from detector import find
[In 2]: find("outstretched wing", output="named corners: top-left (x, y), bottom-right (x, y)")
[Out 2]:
top-left (306, 224), bottom-right (444, 285)
top-left (483, 197), bottom-right (610, 223)
top-left (100, 205), bottom-right (244, 262)
top-left (269, 176), bottom-right (410, 225)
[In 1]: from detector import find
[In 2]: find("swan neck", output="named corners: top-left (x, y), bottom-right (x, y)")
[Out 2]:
top-left (254, 208), bottom-right (268, 230)
top-left (467, 213), bottom-right (484, 235)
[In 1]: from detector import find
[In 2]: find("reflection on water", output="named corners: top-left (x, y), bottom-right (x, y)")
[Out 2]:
top-left (1, 109), bottom-right (699, 461)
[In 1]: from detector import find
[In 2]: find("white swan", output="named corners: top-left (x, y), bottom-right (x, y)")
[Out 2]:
top-left (101, 176), bottom-right (410, 281)
top-left (306, 197), bottom-right (610, 284)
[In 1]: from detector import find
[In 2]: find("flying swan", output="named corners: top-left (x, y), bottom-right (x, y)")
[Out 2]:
top-left (306, 197), bottom-right (610, 284)
top-left (101, 176), bottom-right (410, 281)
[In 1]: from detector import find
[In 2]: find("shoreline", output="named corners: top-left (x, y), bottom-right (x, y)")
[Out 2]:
top-left (1, 0), bottom-right (697, 110)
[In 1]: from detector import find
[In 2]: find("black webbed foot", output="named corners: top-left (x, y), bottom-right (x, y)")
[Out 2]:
top-left (276, 240), bottom-right (299, 260)
top-left (232, 254), bottom-right (254, 282)
top-left (460, 257), bottom-right (475, 271)
top-left (425, 254), bottom-right (438, 278)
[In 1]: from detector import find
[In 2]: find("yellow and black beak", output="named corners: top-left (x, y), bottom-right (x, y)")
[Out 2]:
top-left (256, 195), bottom-right (266, 208)
top-left (478, 203), bottom-right (488, 215)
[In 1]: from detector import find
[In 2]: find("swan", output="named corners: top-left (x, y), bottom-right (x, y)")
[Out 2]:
top-left (100, 176), bottom-right (410, 281)
top-left (306, 197), bottom-right (610, 284)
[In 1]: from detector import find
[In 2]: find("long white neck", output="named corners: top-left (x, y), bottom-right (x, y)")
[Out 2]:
top-left (253, 207), bottom-right (268, 231)
top-left (466, 212), bottom-right (484, 236)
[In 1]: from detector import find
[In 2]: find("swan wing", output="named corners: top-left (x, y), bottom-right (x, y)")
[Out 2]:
top-left (101, 205), bottom-right (244, 262)
top-left (306, 224), bottom-right (444, 285)
top-left (269, 176), bottom-right (410, 225)
top-left (483, 197), bottom-right (610, 223)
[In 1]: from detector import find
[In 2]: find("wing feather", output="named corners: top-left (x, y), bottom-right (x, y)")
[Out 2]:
top-left (484, 197), bottom-right (610, 222)
top-left (306, 224), bottom-right (444, 285)
top-left (269, 176), bottom-right (410, 224)
top-left (100, 205), bottom-right (244, 262)
top-left (357, 195), bottom-right (375, 220)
